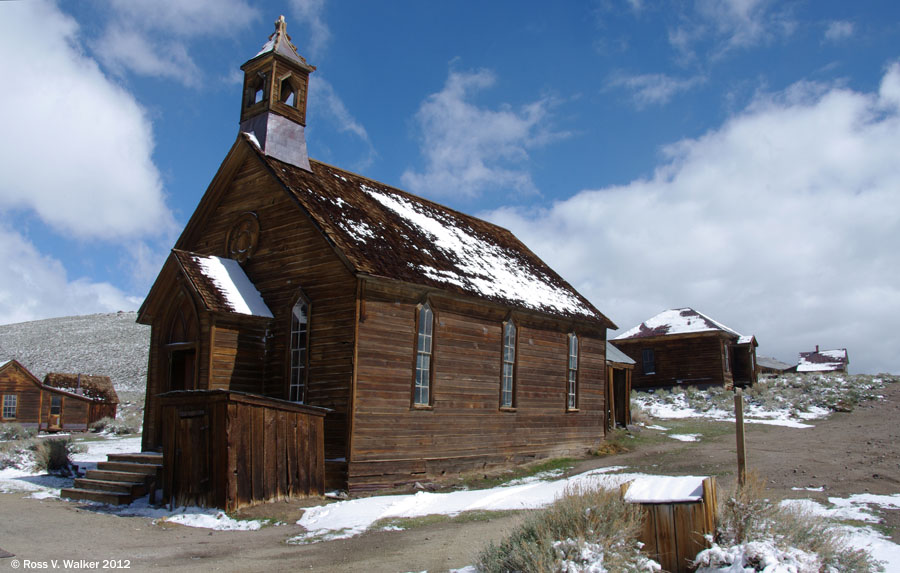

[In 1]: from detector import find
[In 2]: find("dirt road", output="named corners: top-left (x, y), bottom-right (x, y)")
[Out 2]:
top-left (1, 383), bottom-right (897, 572)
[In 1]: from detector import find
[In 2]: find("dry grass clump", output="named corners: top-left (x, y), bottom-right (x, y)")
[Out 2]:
top-left (90, 412), bottom-right (142, 435)
top-left (594, 429), bottom-right (632, 456)
top-left (713, 473), bottom-right (880, 572)
top-left (33, 437), bottom-right (84, 476)
top-left (0, 422), bottom-right (36, 442)
top-left (476, 484), bottom-right (652, 572)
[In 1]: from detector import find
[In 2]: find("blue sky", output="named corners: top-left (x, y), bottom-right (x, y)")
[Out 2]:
top-left (1, 0), bottom-right (899, 373)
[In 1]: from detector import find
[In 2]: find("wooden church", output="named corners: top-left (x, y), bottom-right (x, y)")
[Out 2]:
top-left (138, 17), bottom-right (615, 505)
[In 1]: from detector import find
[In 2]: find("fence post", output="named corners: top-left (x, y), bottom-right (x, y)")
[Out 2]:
top-left (735, 387), bottom-right (746, 487)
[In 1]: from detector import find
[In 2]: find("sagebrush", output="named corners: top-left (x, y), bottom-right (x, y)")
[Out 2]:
top-left (476, 484), bottom-right (655, 572)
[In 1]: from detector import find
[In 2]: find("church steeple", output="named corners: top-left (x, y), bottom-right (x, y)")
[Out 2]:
top-left (239, 16), bottom-right (316, 171)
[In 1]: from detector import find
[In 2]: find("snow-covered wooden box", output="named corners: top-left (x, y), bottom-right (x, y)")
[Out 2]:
top-left (621, 475), bottom-right (717, 573)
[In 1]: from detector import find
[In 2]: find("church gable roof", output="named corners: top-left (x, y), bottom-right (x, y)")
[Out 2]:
top-left (246, 136), bottom-right (611, 326)
top-left (173, 250), bottom-right (274, 318)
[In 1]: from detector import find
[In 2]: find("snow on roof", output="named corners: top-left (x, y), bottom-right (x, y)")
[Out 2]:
top-left (176, 252), bottom-right (273, 318)
top-left (607, 342), bottom-right (635, 365)
top-left (253, 142), bottom-right (612, 326)
top-left (797, 348), bottom-right (848, 372)
top-left (613, 308), bottom-right (742, 340)
top-left (624, 476), bottom-right (707, 503)
top-left (0, 360), bottom-right (9, 369)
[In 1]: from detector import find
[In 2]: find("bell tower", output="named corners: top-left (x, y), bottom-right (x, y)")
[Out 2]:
top-left (239, 16), bottom-right (316, 171)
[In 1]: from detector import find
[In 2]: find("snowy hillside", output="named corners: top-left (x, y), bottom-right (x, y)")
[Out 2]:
top-left (0, 312), bottom-right (149, 395)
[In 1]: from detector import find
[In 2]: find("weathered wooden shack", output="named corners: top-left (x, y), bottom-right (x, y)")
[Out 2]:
top-left (0, 360), bottom-right (43, 428)
top-left (797, 346), bottom-right (849, 373)
top-left (613, 308), bottom-right (757, 390)
top-left (137, 16), bottom-right (615, 501)
top-left (606, 342), bottom-right (634, 428)
top-left (41, 373), bottom-right (119, 432)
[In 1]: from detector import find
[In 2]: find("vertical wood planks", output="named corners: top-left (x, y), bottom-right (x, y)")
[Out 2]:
top-left (160, 391), bottom-right (327, 511)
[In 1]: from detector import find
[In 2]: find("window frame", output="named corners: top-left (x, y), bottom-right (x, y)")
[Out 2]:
top-left (500, 320), bottom-right (518, 410)
top-left (1, 394), bottom-right (17, 420)
top-left (50, 394), bottom-right (62, 416)
top-left (288, 292), bottom-right (311, 404)
top-left (412, 301), bottom-right (435, 408)
top-left (642, 348), bottom-right (656, 375)
top-left (723, 342), bottom-right (731, 373)
top-left (566, 333), bottom-right (579, 411)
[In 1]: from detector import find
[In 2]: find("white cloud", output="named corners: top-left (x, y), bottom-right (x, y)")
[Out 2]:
top-left (608, 72), bottom-right (706, 107)
top-left (402, 69), bottom-right (564, 199)
top-left (289, 0), bottom-right (331, 59)
top-left (309, 77), bottom-right (375, 168)
top-left (824, 20), bottom-right (855, 43)
top-left (0, 226), bottom-right (141, 325)
top-left (487, 67), bottom-right (900, 374)
top-left (0, 0), bottom-right (175, 240)
top-left (669, 0), bottom-right (795, 62)
top-left (92, 0), bottom-right (259, 86)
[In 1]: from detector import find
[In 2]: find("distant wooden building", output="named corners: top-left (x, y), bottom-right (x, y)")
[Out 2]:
top-left (0, 362), bottom-right (118, 431)
top-left (41, 373), bottom-right (119, 432)
top-left (0, 360), bottom-right (43, 428)
top-left (606, 342), bottom-right (634, 428)
top-left (756, 356), bottom-right (794, 375)
top-left (138, 17), bottom-right (615, 503)
top-left (612, 308), bottom-right (757, 390)
top-left (797, 346), bottom-right (849, 373)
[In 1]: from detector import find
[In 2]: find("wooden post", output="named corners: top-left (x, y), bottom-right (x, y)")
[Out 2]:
top-left (735, 387), bottom-right (746, 487)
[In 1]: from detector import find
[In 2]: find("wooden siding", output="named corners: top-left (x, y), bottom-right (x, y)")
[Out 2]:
top-left (170, 154), bottom-right (357, 461)
top-left (615, 333), bottom-right (733, 390)
top-left (350, 281), bottom-right (607, 492)
top-left (0, 362), bottom-right (43, 427)
top-left (159, 390), bottom-right (326, 511)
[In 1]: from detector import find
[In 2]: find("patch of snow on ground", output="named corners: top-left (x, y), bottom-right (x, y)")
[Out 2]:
top-left (292, 466), bottom-right (652, 543)
top-left (669, 434), bottom-right (700, 442)
top-left (694, 540), bottom-right (822, 572)
top-left (634, 391), bottom-right (816, 428)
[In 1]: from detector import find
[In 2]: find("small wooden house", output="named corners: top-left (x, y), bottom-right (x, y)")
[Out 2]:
top-left (40, 373), bottom-right (119, 432)
top-left (606, 342), bottom-right (634, 428)
top-left (797, 346), bottom-right (849, 373)
top-left (756, 356), bottom-right (794, 375)
top-left (0, 360), bottom-right (43, 429)
top-left (612, 308), bottom-right (757, 390)
top-left (139, 17), bottom-right (615, 501)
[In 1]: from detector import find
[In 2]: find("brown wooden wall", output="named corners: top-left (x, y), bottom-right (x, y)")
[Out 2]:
top-left (349, 281), bottom-right (607, 492)
top-left (0, 363), bottom-right (42, 427)
top-left (159, 390), bottom-right (325, 511)
top-left (615, 334), bottom-right (733, 390)
top-left (172, 154), bottom-right (357, 461)
top-left (41, 390), bottom-right (90, 431)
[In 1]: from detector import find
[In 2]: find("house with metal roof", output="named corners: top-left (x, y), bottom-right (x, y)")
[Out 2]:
top-left (92, 17), bottom-right (617, 508)
top-left (797, 346), bottom-right (849, 373)
top-left (612, 308), bottom-right (758, 390)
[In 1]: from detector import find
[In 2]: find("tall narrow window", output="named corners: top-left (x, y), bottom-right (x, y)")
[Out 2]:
top-left (2, 394), bottom-right (16, 419)
top-left (289, 295), bottom-right (310, 403)
top-left (50, 395), bottom-right (62, 416)
top-left (642, 348), bottom-right (655, 375)
top-left (567, 334), bottom-right (579, 410)
top-left (280, 77), bottom-right (296, 107)
top-left (723, 343), bottom-right (731, 372)
top-left (414, 303), bottom-right (434, 406)
top-left (501, 321), bottom-right (517, 408)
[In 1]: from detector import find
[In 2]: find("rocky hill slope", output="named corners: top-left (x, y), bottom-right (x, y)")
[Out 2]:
top-left (0, 312), bottom-right (149, 396)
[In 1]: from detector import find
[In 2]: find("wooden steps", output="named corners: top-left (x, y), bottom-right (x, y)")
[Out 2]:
top-left (62, 452), bottom-right (162, 506)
